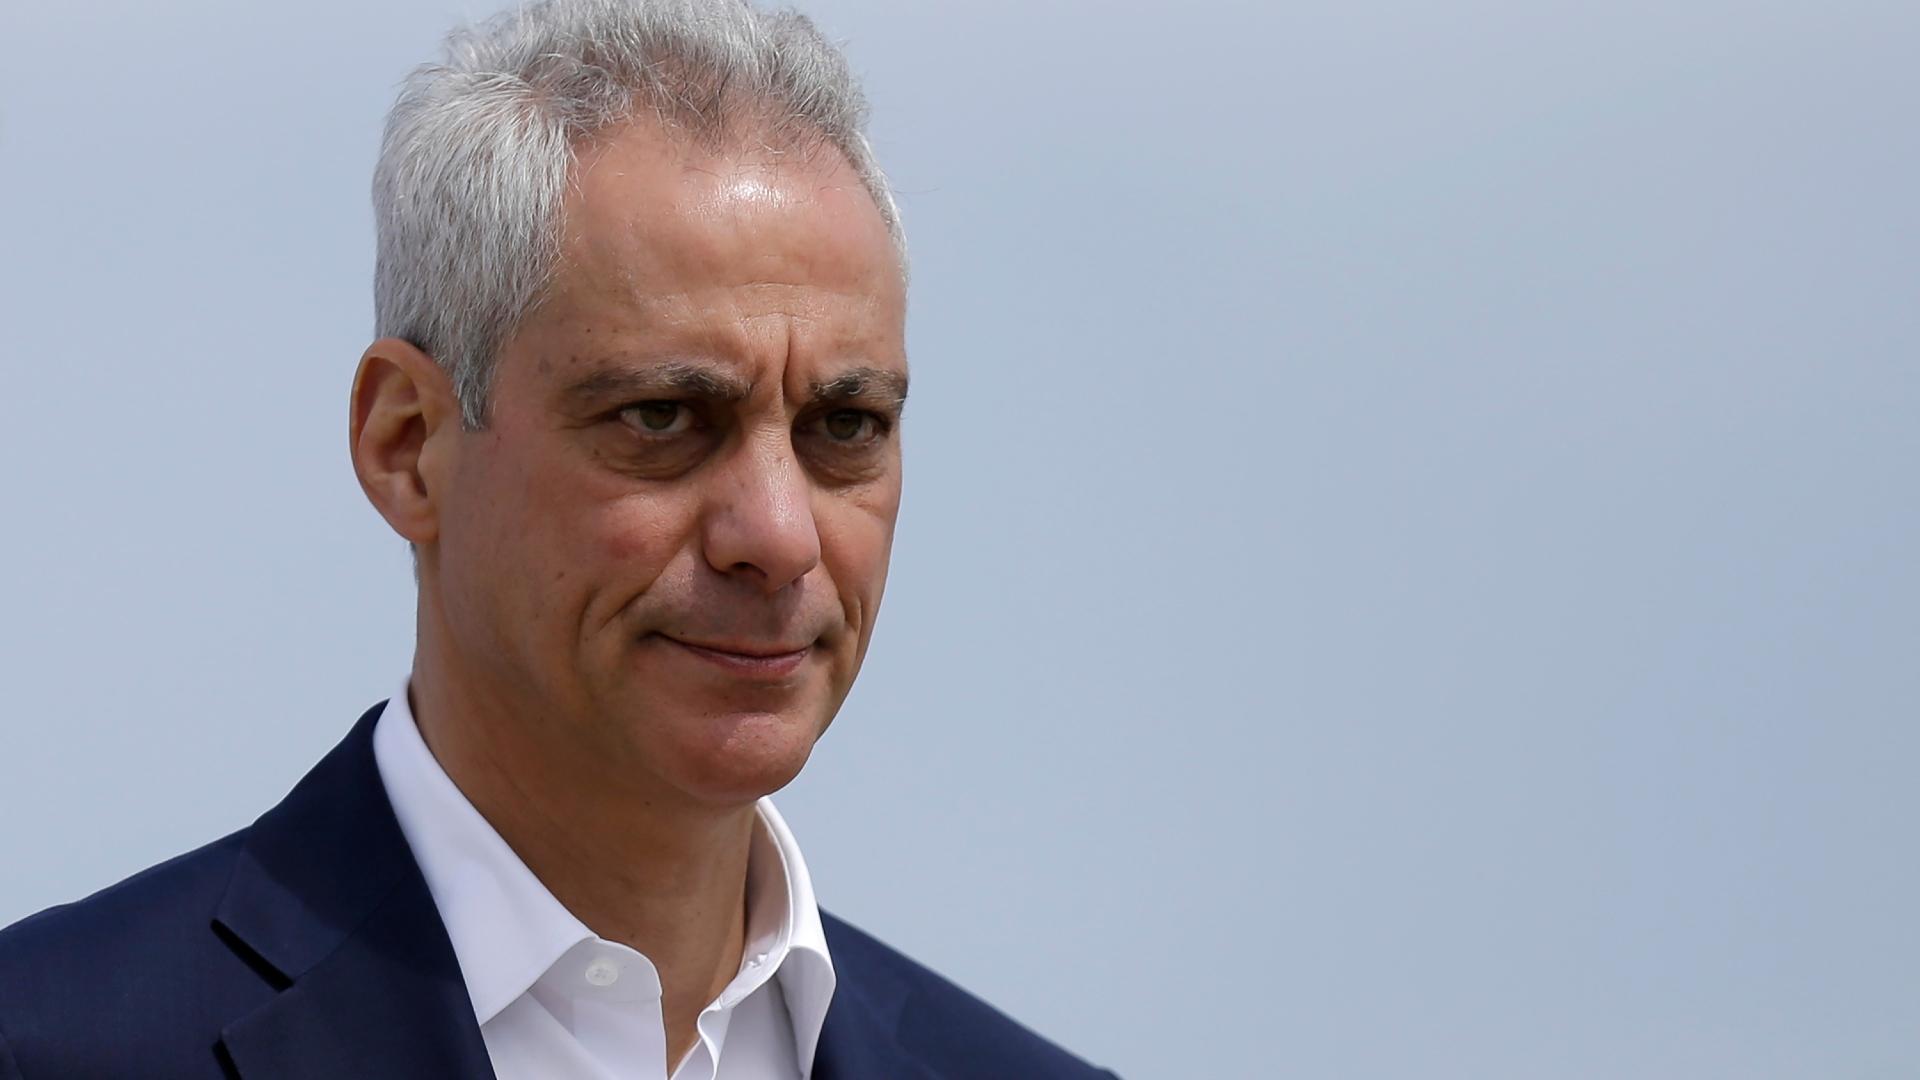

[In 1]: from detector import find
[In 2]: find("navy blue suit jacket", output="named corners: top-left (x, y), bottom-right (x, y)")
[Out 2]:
top-left (0, 704), bottom-right (1116, 1079)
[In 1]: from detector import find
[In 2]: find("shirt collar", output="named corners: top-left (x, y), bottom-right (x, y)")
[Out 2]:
top-left (371, 682), bottom-right (592, 1025)
top-left (759, 794), bottom-right (836, 1071)
top-left (370, 679), bottom-right (837, 1070)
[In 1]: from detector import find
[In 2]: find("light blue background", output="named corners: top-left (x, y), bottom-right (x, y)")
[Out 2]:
top-left (2, 2), bottom-right (1916, 1076)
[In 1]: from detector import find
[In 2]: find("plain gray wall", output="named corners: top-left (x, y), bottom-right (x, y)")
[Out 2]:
top-left (3, 1), bottom-right (1916, 1076)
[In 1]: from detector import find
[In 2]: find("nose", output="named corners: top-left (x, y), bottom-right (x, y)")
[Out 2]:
top-left (700, 435), bottom-right (821, 593)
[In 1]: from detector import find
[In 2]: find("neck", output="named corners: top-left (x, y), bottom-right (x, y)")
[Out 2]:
top-left (407, 639), bottom-right (756, 1067)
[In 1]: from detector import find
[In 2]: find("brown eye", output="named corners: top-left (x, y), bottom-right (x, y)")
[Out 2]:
top-left (619, 402), bottom-right (692, 435)
top-left (822, 410), bottom-right (874, 442)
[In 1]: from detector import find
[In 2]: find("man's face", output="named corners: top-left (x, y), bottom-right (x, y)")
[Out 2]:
top-left (427, 122), bottom-right (906, 809)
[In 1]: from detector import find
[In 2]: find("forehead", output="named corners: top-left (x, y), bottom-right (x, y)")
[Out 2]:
top-left (550, 119), bottom-right (904, 325)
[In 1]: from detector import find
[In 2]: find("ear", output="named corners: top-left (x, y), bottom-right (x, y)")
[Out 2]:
top-left (348, 338), bottom-right (460, 546)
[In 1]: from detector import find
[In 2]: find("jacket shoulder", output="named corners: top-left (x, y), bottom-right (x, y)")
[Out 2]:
top-left (0, 829), bottom-right (265, 1077)
top-left (0, 828), bottom-right (247, 966)
top-left (821, 912), bottom-right (1119, 1078)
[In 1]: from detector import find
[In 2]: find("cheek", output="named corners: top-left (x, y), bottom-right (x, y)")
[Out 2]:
top-left (435, 441), bottom-right (557, 663)
top-left (460, 457), bottom-right (569, 634)
top-left (818, 491), bottom-right (900, 638)
top-left (573, 492), bottom-right (703, 634)
top-left (594, 491), bottom-right (696, 568)
top-left (455, 434), bottom-right (679, 632)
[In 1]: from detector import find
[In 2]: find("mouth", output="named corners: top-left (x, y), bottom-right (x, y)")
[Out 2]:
top-left (656, 635), bottom-right (814, 679)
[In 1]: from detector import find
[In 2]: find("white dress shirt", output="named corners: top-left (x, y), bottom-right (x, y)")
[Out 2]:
top-left (371, 681), bottom-right (837, 1080)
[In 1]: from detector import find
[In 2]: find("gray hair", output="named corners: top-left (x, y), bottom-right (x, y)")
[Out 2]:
top-left (372, 0), bottom-right (906, 429)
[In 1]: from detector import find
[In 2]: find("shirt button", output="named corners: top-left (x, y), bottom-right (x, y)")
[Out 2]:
top-left (585, 959), bottom-right (620, 987)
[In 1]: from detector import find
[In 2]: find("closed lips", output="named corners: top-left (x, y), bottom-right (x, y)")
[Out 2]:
top-left (667, 638), bottom-right (810, 658)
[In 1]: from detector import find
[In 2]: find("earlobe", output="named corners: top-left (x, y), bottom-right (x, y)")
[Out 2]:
top-left (348, 338), bottom-right (456, 546)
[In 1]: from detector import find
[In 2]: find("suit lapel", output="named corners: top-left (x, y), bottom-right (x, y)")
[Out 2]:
top-left (813, 1008), bottom-right (938, 1080)
top-left (218, 875), bottom-right (494, 1079)
top-left (812, 918), bottom-right (940, 1080)
top-left (211, 704), bottom-right (495, 1080)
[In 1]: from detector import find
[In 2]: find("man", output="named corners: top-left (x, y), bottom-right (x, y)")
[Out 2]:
top-left (0, 2), bottom-right (1117, 1077)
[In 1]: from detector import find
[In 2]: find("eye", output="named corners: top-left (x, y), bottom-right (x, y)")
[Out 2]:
top-left (816, 409), bottom-right (881, 444)
top-left (617, 401), bottom-right (694, 436)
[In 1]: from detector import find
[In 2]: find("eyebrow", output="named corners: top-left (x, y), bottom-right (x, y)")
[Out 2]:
top-left (810, 368), bottom-right (910, 413)
top-left (557, 359), bottom-right (908, 413)
top-left (559, 361), bottom-right (752, 408)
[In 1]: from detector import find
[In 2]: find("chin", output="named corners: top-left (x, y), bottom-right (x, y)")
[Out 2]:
top-left (658, 706), bottom-right (825, 807)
